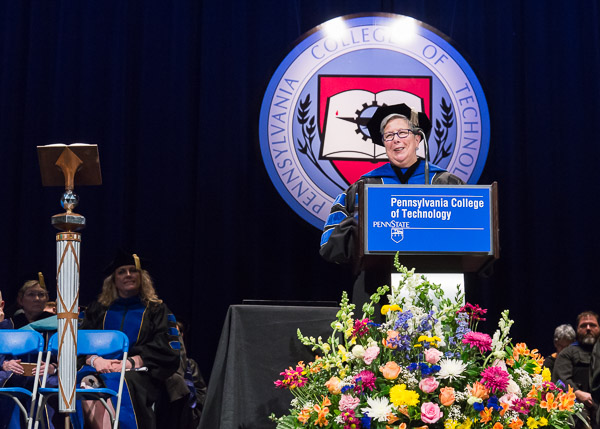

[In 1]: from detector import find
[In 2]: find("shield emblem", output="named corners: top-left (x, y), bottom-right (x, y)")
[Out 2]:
top-left (391, 228), bottom-right (404, 243)
top-left (318, 76), bottom-right (432, 185)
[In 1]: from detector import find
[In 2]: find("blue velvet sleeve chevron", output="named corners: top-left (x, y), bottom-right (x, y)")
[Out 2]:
top-left (319, 182), bottom-right (361, 264)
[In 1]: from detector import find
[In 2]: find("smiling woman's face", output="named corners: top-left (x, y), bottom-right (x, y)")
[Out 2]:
top-left (114, 265), bottom-right (141, 298)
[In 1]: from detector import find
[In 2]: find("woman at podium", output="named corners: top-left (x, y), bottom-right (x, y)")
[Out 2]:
top-left (319, 104), bottom-right (464, 303)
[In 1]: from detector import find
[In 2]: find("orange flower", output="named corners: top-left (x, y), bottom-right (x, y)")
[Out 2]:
top-left (387, 413), bottom-right (400, 423)
top-left (383, 330), bottom-right (400, 349)
top-left (297, 407), bottom-right (311, 424)
top-left (397, 406), bottom-right (409, 417)
top-left (513, 343), bottom-right (530, 360)
top-left (527, 385), bottom-right (538, 399)
top-left (313, 395), bottom-right (331, 426)
top-left (439, 386), bottom-right (456, 406)
top-left (468, 382), bottom-right (490, 400)
top-left (500, 401), bottom-right (510, 416)
top-left (325, 376), bottom-right (343, 394)
top-left (541, 392), bottom-right (558, 410)
top-left (493, 422), bottom-right (504, 429)
top-left (558, 386), bottom-right (576, 411)
top-left (380, 361), bottom-right (402, 380)
top-left (479, 407), bottom-right (493, 424)
top-left (508, 417), bottom-right (524, 429)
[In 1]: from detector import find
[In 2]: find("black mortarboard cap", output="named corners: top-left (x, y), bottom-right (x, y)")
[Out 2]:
top-left (366, 103), bottom-right (432, 146)
top-left (103, 248), bottom-right (143, 276)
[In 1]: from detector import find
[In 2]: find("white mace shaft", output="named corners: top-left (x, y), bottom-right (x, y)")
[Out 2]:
top-left (56, 232), bottom-right (81, 413)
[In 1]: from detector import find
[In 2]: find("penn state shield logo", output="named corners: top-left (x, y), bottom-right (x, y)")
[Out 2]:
top-left (391, 228), bottom-right (404, 243)
top-left (259, 13), bottom-right (490, 229)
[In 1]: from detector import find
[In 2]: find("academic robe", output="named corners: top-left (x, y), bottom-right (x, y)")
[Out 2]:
top-left (319, 159), bottom-right (464, 307)
top-left (77, 296), bottom-right (180, 429)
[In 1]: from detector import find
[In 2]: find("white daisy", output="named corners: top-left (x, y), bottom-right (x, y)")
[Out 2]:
top-left (437, 358), bottom-right (468, 381)
top-left (360, 396), bottom-right (393, 422)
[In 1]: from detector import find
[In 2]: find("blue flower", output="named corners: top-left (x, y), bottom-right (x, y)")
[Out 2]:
top-left (473, 401), bottom-right (485, 411)
top-left (341, 385), bottom-right (354, 393)
top-left (360, 414), bottom-right (372, 428)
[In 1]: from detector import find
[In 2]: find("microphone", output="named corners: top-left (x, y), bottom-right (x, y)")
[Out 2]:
top-left (415, 128), bottom-right (430, 185)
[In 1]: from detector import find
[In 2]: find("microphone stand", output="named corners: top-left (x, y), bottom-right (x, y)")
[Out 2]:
top-left (421, 130), bottom-right (430, 185)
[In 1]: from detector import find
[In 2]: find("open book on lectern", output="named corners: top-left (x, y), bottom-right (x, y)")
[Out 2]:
top-left (357, 182), bottom-right (499, 273)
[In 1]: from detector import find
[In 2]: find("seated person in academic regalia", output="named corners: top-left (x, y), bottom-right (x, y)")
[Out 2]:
top-left (77, 250), bottom-right (180, 429)
top-left (0, 279), bottom-right (59, 429)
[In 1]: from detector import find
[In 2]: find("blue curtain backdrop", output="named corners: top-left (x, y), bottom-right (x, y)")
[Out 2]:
top-left (1, 0), bottom-right (600, 380)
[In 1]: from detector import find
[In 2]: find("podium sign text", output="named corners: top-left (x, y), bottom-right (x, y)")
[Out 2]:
top-left (364, 185), bottom-right (493, 254)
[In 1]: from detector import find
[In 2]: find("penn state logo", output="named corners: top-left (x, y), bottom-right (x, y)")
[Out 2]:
top-left (391, 228), bottom-right (404, 244)
top-left (259, 13), bottom-right (490, 229)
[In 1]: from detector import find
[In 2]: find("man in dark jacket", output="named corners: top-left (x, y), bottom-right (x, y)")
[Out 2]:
top-left (554, 311), bottom-right (600, 429)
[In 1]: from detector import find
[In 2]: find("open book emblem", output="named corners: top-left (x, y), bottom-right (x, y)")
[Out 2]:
top-left (315, 76), bottom-right (432, 185)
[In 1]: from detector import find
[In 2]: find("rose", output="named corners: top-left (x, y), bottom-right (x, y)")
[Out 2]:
top-left (421, 402), bottom-right (443, 423)
top-left (419, 377), bottom-right (439, 393)
top-left (352, 345), bottom-right (365, 359)
top-left (424, 348), bottom-right (443, 364)
top-left (325, 376), bottom-right (342, 394)
top-left (363, 346), bottom-right (380, 365)
top-left (379, 361), bottom-right (401, 380)
top-left (439, 386), bottom-right (455, 406)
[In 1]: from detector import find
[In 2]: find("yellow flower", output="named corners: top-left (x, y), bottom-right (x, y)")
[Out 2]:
top-left (538, 418), bottom-right (548, 427)
top-left (457, 418), bottom-right (473, 429)
top-left (381, 304), bottom-right (401, 315)
top-left (526, 417), bottom-right (539, 429)
top-left (444, 419), bottom-right (459, 429)
top-left (390, 384), bottom-right (420, 407)
top-left (541, 367), bottom-right (551, 382)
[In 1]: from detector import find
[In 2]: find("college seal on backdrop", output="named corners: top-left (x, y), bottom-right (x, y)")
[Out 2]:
top-left (259, 13), bottom-right (490, 229)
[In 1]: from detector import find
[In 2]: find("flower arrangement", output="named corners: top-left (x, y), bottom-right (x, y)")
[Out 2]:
top-left (270, 257), bottom-right (582, 429)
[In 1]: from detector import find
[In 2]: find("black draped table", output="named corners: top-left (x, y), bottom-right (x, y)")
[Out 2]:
top-left (199, 304), bottom-right (339, 429)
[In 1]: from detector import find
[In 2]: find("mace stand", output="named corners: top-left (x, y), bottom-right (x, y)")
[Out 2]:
top-left (38, 143), bottom-right (102, 414)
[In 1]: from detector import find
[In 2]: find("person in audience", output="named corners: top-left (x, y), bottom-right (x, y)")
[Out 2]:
top-left (0, 286), bottom-right (58, 429)
top-left (545, 323), bottom-right (576, 376)
top-left (0, 290), bottom-right (9, 329)
top-left (78, 250), bottom-right (180, 429)
top-left (11, 274), bottom-right (55, 329)
top-left (553, 311), bottom-right (600, 429)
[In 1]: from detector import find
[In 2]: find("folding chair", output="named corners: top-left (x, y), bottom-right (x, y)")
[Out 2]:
top-left (36, 330), bottom-right (129, 429)
top-left (0, 329), bottom-right (45, 429)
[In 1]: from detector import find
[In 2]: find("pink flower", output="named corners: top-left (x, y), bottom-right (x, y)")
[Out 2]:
top-left (354, 370), bottom-right (376, 393)
top-left (419, 376), bottom-right (440, 393)
top-left (421, 402), bottom-right (443, 423)
top-left (363, 346), bottom-right (380, 365)
top-left (425, 348), bottom-right (443, 364)
top-left (462, 331), bottom-right (493, 353)
top-left (480, 366), bottom-right (510, 393)
top-left (339, 394), bottom-right (361, 411)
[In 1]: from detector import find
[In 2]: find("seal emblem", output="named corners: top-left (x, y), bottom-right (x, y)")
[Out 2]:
top-left (259, 13), bottom-right (490, 229)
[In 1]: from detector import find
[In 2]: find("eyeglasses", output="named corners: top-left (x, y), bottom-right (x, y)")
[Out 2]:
top-left (24, 292), bottom-right (49, 299)
top-left (382, 129), bottom-right (413, 141)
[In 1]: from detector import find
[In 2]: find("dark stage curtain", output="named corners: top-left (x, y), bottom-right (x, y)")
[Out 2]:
top-left (1, 0), bottom-right (600, 388)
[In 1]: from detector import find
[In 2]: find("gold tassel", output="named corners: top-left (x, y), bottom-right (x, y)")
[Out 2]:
top-left (133, 254), bottom-right (141, 271)
top-left (410, 109), bottom-right (419, 127)
top-left (38, 272), bottom-right (46, 289)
